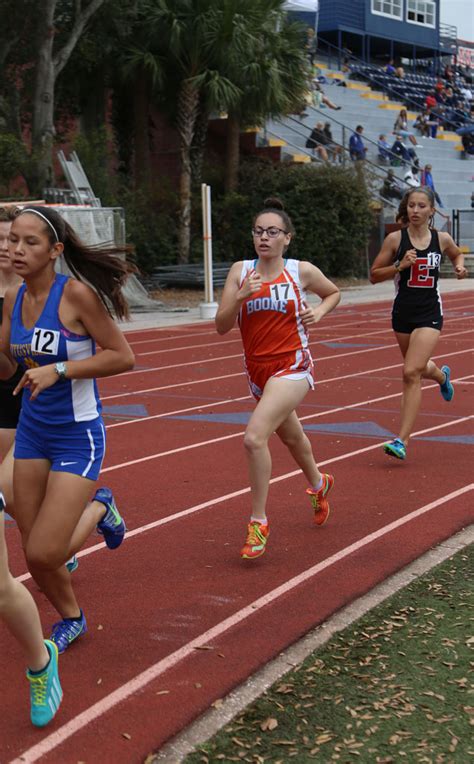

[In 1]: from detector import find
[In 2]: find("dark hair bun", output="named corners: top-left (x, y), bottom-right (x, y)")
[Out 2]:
top-left (263, 196), bottom-right (284, 211)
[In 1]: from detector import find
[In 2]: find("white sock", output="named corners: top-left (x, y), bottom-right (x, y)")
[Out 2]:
top-left (312, 476), bottom-right (323, 492)
top-left (250, 517), bottom-right (267, 526)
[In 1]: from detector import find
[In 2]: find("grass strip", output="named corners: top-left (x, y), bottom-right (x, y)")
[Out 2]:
top-left (184, 544), bottom-right (473, 763)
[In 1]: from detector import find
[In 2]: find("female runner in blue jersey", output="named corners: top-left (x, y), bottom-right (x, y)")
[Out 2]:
top-left (0, 206), bottom-right (135, 658)
top-left (370, 187), bottom-right (467, 460)
top-left (0, 206), bottom-right (63, 727)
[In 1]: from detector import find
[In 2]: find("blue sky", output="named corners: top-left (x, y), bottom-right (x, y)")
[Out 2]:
top-left (440, 0), bottom-right (474, 44)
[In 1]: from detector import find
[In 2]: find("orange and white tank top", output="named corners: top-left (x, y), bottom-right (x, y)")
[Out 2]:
top-left (238, 258), bottom-right (311, 363)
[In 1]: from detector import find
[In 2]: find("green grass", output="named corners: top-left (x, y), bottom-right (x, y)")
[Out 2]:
top-left (184, 545), bottom-right (473, 763)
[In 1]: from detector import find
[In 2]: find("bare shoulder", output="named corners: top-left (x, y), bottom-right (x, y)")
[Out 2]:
top-left (64, 277), bottom-right (100, 306)
top-left (3, 282), bottom-right (22, 312)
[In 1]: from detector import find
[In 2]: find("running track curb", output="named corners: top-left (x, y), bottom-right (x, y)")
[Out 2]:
top-left (150, 524), bottom-right (474, 763)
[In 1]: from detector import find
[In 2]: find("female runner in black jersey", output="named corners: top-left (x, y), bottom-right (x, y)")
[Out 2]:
top-left (370, 187), bottom-right (467, 460)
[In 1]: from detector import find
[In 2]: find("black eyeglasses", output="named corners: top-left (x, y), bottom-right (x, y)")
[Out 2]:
top-left (252, 226), bottom-right (288, 238)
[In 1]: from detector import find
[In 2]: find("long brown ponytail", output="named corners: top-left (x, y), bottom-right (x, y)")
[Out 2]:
top-left (18, 206), bottom-right (136, 320)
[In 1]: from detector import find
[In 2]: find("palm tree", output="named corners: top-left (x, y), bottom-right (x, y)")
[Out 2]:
top-left (127, 0), bottom-right (240, 263)
top-left (218, 2), bottom-right (309, 192)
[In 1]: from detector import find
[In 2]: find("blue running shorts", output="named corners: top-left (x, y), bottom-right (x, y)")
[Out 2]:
top-left (14, 412), bottom-right (106, 481)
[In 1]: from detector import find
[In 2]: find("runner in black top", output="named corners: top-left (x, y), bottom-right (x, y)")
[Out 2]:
top-left (370, 187), bottom-right (467, 460)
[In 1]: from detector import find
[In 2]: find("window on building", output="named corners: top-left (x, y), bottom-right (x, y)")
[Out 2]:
top-left (407, 0), bottom-right (435, 27)
top-left (372, 0), bottom-right (402, 20)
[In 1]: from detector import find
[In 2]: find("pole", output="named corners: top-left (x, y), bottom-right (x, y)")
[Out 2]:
top-left (200, 183), bottom-right (218, 319)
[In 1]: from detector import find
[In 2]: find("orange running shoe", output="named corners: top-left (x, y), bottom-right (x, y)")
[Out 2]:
top-left (306, 473), bottom-right (334, 526)
top-left (240, 521), bottom-right (269, 559)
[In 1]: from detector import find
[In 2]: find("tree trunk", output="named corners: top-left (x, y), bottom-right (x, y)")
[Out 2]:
top-left (30, 0), bottom-right (56, 195)
top-left (29, 0), bottom-right (107, 195)
top-left (225, 113), bottom-right (241, 193)
top-left (133, 71), bottom-right (151, 191)
top-left (176, 80), bottom-right (200, 264)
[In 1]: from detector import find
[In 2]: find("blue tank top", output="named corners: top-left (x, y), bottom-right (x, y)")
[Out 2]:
top-left (10, 273), bottom-right (101, 424)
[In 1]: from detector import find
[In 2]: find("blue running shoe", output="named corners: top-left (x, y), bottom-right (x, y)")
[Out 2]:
top-left (50, 611), bottom-right (87, 654)
top-left (383, 437), bottom-right (406, 460)
top-left (95, 487), bottom-right (126, 550)
top-left (66, 555), bottom-right (78, 573)
top-left (27, 639), bottom-right (63, 727)
top-left (440, 365), bottom-right (454, 402)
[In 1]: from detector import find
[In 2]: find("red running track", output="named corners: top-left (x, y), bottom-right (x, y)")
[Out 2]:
top-left (2, 293), bottom-right (473, 763)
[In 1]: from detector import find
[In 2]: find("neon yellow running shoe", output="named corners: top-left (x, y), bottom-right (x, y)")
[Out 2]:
top-left (240, 521), bottom-right (269, 559)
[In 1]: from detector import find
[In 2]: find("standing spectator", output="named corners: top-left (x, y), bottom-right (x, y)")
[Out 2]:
top-left (385, 59), bottom-right (396, 75)
top-left (349, 125), bottom-right (367, 161)
top-left (306, 27), bottom-right (317, 67)
top-left (421, 164), bottom-right (443, 207)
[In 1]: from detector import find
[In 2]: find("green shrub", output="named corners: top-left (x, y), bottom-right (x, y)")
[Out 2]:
top-left (0, 132), bottom-right (28, 191)
top-left (202, 158), bottom-right (373, 278)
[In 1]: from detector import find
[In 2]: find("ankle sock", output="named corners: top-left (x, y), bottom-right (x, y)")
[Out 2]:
top-left (28, 654), bottom-right (51, 676)
top-left (312, 476), bottom-right (323, 492)
top-left (250, 517), bottom-right (267, 526)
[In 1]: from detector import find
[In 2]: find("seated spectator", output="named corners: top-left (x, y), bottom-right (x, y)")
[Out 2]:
top-left (380, 169), bottom-right (404, 200)
top-left (385, 59), bottom-right (396, 75)
top-left (414, 108), bottom-right (438, 139)
top-left (391, 134), bottom-right (418, 165)
top-left (311, 80), bottom-right (342, 110)
top-left (395, 65), bottom-right (405, 79)
top-left (425, 91), bottom-right (437, 110)
top-left (349, 125), bottom-right (367, 161)
top-left (404, 165), bottom-right (421, 187)
top-left (460, 83), bottom-right (472, 103)
top-left (393, 108), bottom-right (421, 146)
top-left (461, 133), bottom-right (474, 156)
top-left (413, 110), bottom-right (430, 137)
top-left (323, 122), bottom-right (344, 162)
top-left (434, 77), bottom-right (445, 94)
top-left (378, 133), bottom-right (393, 163)
top-left (444, 64), bottom-right (454, 84)
top-left (305, 122), bottom-right (329, 162)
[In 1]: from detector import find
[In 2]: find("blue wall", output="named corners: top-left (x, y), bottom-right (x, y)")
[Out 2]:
top-left (318, 0), bottom-right (439, 48)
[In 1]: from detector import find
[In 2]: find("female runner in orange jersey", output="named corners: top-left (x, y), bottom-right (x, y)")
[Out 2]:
top-left (216, 198), bottom-right (340, 559)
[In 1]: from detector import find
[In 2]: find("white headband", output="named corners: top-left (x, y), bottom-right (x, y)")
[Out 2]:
top-left (19, 208), bottom-right (60, 242)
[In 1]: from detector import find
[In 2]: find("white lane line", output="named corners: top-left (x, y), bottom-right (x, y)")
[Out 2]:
top-left (101, 348), bottom-right (474, 424)
top-left (115, 321), bottom-right (474, 379)
top-left (11, 483), bottom-right (474, 764)
top-left (15, 408), bottom-right (473, 584)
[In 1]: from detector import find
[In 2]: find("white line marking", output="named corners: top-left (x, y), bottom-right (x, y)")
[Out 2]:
top-left (113, 323), bottom-right (474, 379)
top-left (100, 341), bottom-right (474, 404)
top-left (15, 408), bottom-right (473, 584)
top-left (11, 484), bottom-right (474, 764)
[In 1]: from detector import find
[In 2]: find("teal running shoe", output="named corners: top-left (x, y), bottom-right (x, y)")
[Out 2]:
top-left (65, 555), bottom-right (78, 573)
top-left (27, 639), bottom-right (63, 727)
top-left (95, 487), bottom-right (126, 550)
top-left (50, 611), bottom-right (87, 654)
top-left (440, 365), bottom-right (454, 402)
top-left (383, 437), bottom-right (406, 460)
